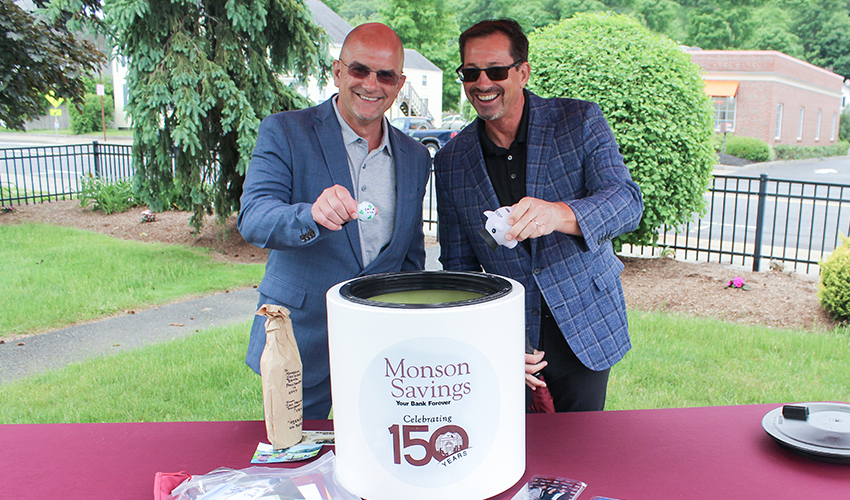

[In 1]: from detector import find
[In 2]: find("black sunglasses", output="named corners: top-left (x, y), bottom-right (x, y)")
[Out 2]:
top-left (456, 60), bottom-right (524, 82)
top-left (339, 59), bottom-right (401, 85)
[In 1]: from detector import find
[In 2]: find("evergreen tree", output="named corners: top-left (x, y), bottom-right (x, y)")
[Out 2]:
top-left (54, 0), bottom-right (332, 231)
top-left (118, 0), bottom-right (331, 230)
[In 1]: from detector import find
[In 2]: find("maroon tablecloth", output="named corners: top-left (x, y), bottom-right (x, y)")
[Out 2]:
top-left (2, 404), bottom-right (847, 499)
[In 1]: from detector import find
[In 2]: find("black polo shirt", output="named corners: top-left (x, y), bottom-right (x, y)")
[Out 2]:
top-left (478, 93), bottom-right (530, 209)
top-left (478, 93), bottom-right (531, 254)
top-left (477, 92), bottom-right (581, 378)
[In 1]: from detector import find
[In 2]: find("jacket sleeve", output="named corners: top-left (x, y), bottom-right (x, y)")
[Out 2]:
top-left (237, 113), bottom-right (328, 250)
top-left (566, 102), bottom-right (643, 253)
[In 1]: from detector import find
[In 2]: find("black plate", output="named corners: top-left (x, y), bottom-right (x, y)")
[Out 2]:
top-left (762, 402), bottom-right (850, 464)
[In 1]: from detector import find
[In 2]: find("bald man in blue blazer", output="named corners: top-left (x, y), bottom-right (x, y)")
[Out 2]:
top-left (238, 23), bottom-right (431, 419)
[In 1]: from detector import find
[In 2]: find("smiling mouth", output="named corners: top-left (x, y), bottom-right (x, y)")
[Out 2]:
top-left (357, 93), bottom-right (382, 102)
top-left (472, 89), bottom-right (501, 102)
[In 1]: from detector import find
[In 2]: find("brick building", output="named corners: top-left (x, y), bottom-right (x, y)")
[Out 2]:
top-left (687, 50), bottom-right (844, 147)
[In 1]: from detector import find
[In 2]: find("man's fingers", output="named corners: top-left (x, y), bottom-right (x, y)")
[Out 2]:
top-left (312, 185), bottom-right (357, 230)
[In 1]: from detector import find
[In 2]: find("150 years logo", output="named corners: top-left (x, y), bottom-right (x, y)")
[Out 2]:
top-left (360, 337), bottom-right (500, 486)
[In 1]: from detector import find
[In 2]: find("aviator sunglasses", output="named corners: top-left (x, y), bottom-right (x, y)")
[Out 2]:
top-left (339, 59), bottom-right (401, 85)
top-left (455, 60), bottom-right (524, 82)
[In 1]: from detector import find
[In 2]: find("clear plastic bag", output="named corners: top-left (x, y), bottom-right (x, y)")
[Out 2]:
top-left (170, 452), bottom-right (359, 500)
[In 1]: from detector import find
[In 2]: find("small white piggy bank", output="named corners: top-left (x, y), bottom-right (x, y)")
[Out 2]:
top-left (478, 206), bottom-right (518, 250)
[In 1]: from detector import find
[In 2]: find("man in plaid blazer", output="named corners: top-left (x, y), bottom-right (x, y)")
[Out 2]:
top-left (434, 19), bottom-right (643, 412)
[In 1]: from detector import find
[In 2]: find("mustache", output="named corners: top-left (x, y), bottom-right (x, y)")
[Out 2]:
top-left (470, 86), bottom-right (503, 96)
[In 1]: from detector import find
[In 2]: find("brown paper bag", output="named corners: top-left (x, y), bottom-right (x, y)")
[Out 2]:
top-left (257, 304), bottom-right (303, 450)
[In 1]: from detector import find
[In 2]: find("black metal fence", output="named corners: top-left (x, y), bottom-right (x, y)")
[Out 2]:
top-left (3, 142), bottom-right (849, 274)
top-left (622, 174), bottom-right (850, 274)
top-left (0, 141), bottom-right (134, 205)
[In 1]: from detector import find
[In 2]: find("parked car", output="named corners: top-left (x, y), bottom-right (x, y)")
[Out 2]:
top-left (440, 115), bottom-right (470, 130)
top-left (390, 116), bottom-right (433, 131)
top-left (391, 117), bottom-right (459, 157)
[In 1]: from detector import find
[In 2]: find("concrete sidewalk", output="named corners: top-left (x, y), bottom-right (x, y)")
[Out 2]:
top-left (0, 288), bottom-right (261, 385)
top-left (0, 246), bottom-right (442, 386)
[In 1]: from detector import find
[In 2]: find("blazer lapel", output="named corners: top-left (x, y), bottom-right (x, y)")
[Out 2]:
top-left (314, 98), bottom-right (364, 270)
top-left (459, 128), bottom-right (500, 213)
top-left (525, 94), bottom-right (554, 258)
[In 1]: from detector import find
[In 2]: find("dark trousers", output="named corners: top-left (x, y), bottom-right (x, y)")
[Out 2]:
top-left (526, 299), bottom-right (610, 413)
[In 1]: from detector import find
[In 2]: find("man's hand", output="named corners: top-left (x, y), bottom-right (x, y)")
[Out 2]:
top-left (525, 349), bottom-right (548, 390)
top-left (311, 185), bottom-right (359, 231)
top-left (505, 197), bottom-right (582, 242)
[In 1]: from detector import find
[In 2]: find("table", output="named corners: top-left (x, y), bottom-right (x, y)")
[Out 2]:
top-left (2, 404), bottom-right (847, 499)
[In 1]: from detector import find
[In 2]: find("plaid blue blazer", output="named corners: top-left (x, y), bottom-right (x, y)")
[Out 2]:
top-left (434, 92), bottom-right (643, 371)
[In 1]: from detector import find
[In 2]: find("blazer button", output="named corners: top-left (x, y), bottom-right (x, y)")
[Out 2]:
top-left (533, 267), bottom-right (542, 275)
top-left (532, 308), bottom-right (540, 316)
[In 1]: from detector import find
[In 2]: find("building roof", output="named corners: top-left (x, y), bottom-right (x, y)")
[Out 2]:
top-left (306, 0), bottom-right (352, 46)
top-left (404, 48), bottom-right (441, 72)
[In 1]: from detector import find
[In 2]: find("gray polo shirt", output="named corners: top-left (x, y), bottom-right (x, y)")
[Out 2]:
top-left (332, 97), bottom-right (397, 266)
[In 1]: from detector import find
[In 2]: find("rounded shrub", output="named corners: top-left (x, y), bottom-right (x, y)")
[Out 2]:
top-left (528, 13), bottom-right (716, 249)
top-left (819, 235), bottom-right (850, 322)
top-left (723, 135), bottom-right (771, 162)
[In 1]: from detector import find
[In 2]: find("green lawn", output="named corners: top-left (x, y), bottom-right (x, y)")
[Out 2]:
top-left (0, 313), bottom-right (846, 424)
top-left (0, 223), bottom-right (846, 423)
top-left (0, 223), bottom-right (263, 336)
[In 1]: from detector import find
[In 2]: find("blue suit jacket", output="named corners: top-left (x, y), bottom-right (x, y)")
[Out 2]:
top-left (238, 97), bottom-right (431, 386)
top-left (434, 92), bottom-right (643, 371)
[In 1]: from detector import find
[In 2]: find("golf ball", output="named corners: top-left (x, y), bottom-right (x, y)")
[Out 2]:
top-left (357, 201), bottom-right (377, 221)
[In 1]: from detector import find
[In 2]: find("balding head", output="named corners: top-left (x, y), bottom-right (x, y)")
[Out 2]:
top-left (333, 23), bottom-right (407, 139)
top-left (341, 23), bottom-right (405, 73)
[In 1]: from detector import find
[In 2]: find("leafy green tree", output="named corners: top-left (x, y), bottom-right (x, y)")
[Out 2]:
top-left (57, 0), bottom-right (332, 231)
top-left (0, 0), bottom-right (105, 130)
top-left (633, 0), bottom-right (680, 38)
top-left (804, 13), bottom-right (850, 78)
top-left (528, 12), bottom-right (716, 248)
top-left (337, 0), bottom-right (380, 25)
top-left (741, 6), bottom-right (802, 57)
top-left (685, 7), bottom-right (734, 49)
top-left (452, 0), bottom-right (515, 30)
top-left (380, 0), bottom-right (461, 112)
top-left (790, 0), bottom-right (850, 77)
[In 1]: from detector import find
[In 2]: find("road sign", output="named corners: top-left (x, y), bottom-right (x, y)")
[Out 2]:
top-left (49, 109), bottom-right (62, 116)
top-left (45, 92), bottom-right (64, 108)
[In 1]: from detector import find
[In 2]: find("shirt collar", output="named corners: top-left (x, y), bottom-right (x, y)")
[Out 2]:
top-left (332, 95), bottom-right (393, 156)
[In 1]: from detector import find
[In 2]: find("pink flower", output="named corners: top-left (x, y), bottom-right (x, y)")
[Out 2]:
top-left (727, 277), bottom-right (745, 288)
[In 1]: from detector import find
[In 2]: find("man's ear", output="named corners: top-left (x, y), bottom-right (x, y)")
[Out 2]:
top-left (519, 61), bottom-right (531, 87)
top-left (332, 60), bottom-right (342, 88)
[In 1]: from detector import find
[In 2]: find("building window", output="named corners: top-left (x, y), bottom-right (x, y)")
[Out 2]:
top-left (797, 107), bottom-right (805, 141)
top-left (815, 109), bottom-right (822, 141)
top-left (422, 75), bottom-right (427, 87)
top-left (831, 112), bottom-right (837, 141)
top-left (775, 104), bottom-right (783, 140)
top-left (712, 96), bottom-right (735, 133)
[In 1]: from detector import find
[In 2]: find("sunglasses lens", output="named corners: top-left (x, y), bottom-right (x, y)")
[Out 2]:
top-left (348, 64), bottom-right (371, 79)
top-left (459, 68), bottom-right (481, 82)
top-left (458, 64), bottom-right (516, 82)
top-left (347, 63), bottom-right (398, 85)
top-left (485, 67), bottom-right (510, 81)
top-left (376, 71), bottom-right (398, 85)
